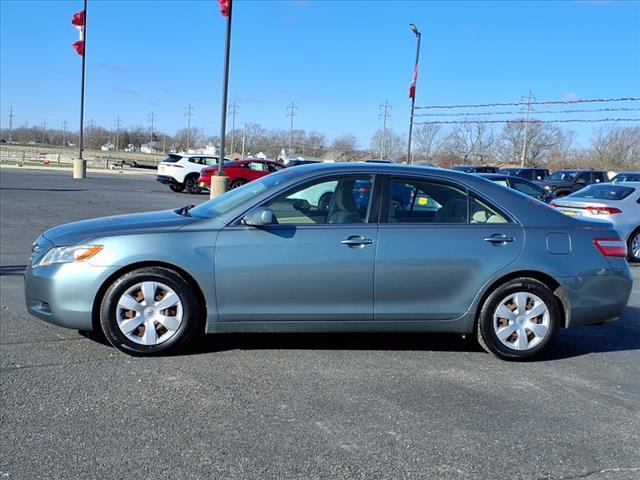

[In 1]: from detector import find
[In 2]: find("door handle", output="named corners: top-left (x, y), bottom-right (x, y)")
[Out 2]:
top-left (341, 235), bottom-right (373, 247)
top-left (484, 234), bottom-right (514, 245)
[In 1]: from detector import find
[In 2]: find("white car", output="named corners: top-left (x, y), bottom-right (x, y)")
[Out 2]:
top-left (156, 154), bottom-right (230, 194)
top-left (551, 181), bottom-right (640, 262)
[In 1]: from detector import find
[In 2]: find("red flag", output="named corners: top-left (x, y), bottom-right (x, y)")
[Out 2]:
top-left (218, 0), bottom-right (230, 17)
top-left (72, 40), bottom-right (85, 56)
top-left (408, 63), bottom-right (418, 99)
top-left (71, 10), bottom-right (85, 27)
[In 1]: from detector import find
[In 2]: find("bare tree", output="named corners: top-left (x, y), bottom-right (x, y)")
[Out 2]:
top-left (446, 121), bottom-right (495, 164)
top-left (591, 126), bottom-right (640, 171)
top-left (413, 124), bottom-right (445, 163)
top-left (329, 134), bottom-right (359, 162)
top-left (370, 129), bottom-right (406, 161)
top-left (497, 120), bottom-right (563, 166)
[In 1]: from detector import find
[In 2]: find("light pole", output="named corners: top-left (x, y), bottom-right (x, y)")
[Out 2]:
top-left (407, 23), bottom-right (421, 165)
top-left (211, 0), bottom-right (233, 199)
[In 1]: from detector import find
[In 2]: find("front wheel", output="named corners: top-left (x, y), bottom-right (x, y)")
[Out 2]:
top-left (229, 179), bottom-right (247, 189)
top-left (169, 183), bottom-right (185, 193)
top-left (476, 278), bottom-right (561, 360)
top-left (628, 229), bottom-right (640, 263)
top-left (99, 267), bottom-right (201, 355)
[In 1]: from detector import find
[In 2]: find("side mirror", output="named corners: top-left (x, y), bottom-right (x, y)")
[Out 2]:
top-left (242, 207), bottom-right (275, 227)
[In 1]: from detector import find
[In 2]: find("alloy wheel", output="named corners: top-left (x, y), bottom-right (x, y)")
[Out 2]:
top-left (115, 281), bottom-right (183, 346)
top-left (492, 292), bottom-right (550, 351)
top-left (632, 232), bottom-right (640, 260)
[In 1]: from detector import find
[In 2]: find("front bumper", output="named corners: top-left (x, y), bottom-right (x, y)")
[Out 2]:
top-left (560, 267), bottom-right (633, 327)
top-left (24, 261), bottom-right (119, 331)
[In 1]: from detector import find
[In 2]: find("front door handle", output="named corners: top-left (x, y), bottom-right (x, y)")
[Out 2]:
top-left (484, 234), bottom-right (514, 245)
top-left (341, 235), bottom-right (373, 248)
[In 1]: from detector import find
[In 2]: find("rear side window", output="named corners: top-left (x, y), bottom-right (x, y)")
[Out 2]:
top-left (570, 184), bottom-right (635, 200)
top-left (387, 178), bottom-right (508, 224)
top-left (512, 180), bottom-right (542, 197)
top-left (163, 155), bottom-right (181, 163)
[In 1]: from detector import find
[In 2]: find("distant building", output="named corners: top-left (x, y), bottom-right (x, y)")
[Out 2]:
top-left (100, 142), bottom-right (115, 151)
top-left (140, 141), bottom-right (163, 154)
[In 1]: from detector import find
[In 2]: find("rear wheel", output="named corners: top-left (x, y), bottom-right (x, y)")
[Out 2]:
top-left (230, 179), bottom-right (247, 189)
top-left (628, 228), bottom-right (640, 263)
top-left (169, 183), bottom-right (185, 193)
top-left (99, 267), bottom-right (201, 355)
top-left (477, 278), bottom-right (561, 360)
top-left (184, 175), bottom-right (201, 194)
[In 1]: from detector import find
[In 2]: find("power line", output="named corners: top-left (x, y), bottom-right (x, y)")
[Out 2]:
top-left (413, 107), bottom-right (640, 117)
top-left (8, 105), bottom-right (15, 143)
top-left (184, 104), bottom-right (194, 151)
top-left (413, 117), bottom-right (640, 125)
top-left (228, 101), bottom-right (239, 154)
top-left (415, 96), bottom-right (640, 110)
top-left (148, 111), bottom-right (156, 143)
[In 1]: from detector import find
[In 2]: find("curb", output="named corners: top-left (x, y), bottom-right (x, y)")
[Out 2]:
top-left (0, 163), bottom-right (157, 177)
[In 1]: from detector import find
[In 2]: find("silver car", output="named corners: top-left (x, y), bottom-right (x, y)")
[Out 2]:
top-left (24, 164), bottom-right (633, 360)
top-left (551, 182), bottom-right (640, 262)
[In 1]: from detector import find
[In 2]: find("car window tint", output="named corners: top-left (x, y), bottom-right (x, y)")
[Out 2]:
top-left (265, 176), bottom-right (373, 225)
top-left (494, 179), bottom-right (509, 187)
top-left (470, 196), bottom-right (508, 224)
top-left (388, 179), bottom-right (465, 224)
top-left (249, 162), bottom-right (268, 172)
top-left (268, 163), bottom-right (284, 173)
top-left (512, 180), bottom-right (542, 196)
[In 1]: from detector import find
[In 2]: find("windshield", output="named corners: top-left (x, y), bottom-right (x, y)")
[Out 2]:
top-left (547, 171), bottom-right (578, 181)
top-left (612, 173), bottom-right (640, 182)
top-left (189, 168), bottom-right (297, 218)
top-left (569, 184), bottom-right (635, 201)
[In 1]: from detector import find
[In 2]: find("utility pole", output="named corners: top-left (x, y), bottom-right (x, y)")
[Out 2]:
top-left (62, 120), bottom-right (68, 148)
top-left (114, 116), bottom-right (121, 151)
top-left (286, 101), bottom-right (297, 158)
top-left (201, 126), bottom-right (205, 149)
top-left (148, 112), bottom-right (156, 143)
top-left (88, 118), bottom-right (95, 149)
top-left (520, 90), bottom-right (535, 167)
top-left (379, 100), bottom-right (392, 159)
top-left (42, 120), bottom-right (47, 144)
top-left (228, 101), bottom-right (239, 154)
top-left (407, 23), bottom-right (421, 165)
top-left (241, 122), bottom-right (246, 158)
top-left (184, 104), bottom-right (194, 152)
top-left (8, 105), bottom-right (14, 143)
top-left (73, 0), bottom-right (88, 179)
top-left (24, 120), bottom-right (28, 143)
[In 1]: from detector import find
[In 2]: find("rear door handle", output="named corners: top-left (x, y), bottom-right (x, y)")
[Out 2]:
top-left (484, 234), bottom-right (514, 244)
top-left (341, 235), bottom-right (373, 248)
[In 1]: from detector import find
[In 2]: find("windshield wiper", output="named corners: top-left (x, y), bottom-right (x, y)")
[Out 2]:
top-left (175, 204), bottom-right (195, 217)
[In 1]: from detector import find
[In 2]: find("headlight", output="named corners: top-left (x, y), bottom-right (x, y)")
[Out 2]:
top-left (544, 185), bottom-right (551, 190)
top-left (37, 245), bottom-right (103, 266)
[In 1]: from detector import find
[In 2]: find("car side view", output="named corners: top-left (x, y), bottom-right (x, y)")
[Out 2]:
top-left (540, 169), bottom-right (608, 198)
top-left (198, 159), bottom-right (285, 190)
top-left (25, 164), bottom-right (633, 360)
top-left (156, 153), bottom-right (232, 194)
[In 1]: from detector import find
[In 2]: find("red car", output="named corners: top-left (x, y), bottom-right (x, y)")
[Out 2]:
top-left (198, 159), bottom-right (285, 190)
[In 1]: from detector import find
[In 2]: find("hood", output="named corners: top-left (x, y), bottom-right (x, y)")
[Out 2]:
top-left (42, 209), bottom-right (196, 246)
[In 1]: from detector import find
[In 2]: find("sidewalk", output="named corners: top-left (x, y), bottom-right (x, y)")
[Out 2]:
top-left (0, 163), bottom-right (157, 177)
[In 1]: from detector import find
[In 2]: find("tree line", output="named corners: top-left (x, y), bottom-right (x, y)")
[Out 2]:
top-left (1, 120), bottom-right (638, 170)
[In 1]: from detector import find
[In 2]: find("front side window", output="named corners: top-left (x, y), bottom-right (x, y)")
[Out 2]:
top-left (264, 175), bottom-right (374, 225)
top-left (249, 162), bottom-right (268, 172)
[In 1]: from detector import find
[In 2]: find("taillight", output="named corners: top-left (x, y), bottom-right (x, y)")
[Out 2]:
top-left (550, 202), bottom-right (557, 208)
top-left (593, 238), bottom-right (627, 257)
top-left (585, 206), bottom-right (622, 215)
top-left (358, 187), bottom-right (371, 193)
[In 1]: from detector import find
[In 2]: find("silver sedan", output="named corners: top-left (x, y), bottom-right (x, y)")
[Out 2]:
top-left (551, 182), bottom-right (640, 262)
top-left (24, 164), bottom-right (633, 360)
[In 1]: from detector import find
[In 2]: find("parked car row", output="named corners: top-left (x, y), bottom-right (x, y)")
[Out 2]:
top-left (27, 163), bottom-right (634, 360)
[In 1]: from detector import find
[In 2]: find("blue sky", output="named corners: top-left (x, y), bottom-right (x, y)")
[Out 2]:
top-left (1, 0), bottom-right (639, 147)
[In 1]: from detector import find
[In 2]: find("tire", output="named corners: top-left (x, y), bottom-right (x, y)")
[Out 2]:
top-left (99, 267), bottom-right (201, 355)
top-left (184, 175), bottom-right (201, 194)
top-left (230, 179), bottom-right (247, 189)
top-left (628, 228), bottom-right (640, 263)
top-left (318, 192), bottom-right (333, 210)
top-left (476, 278), bottom-right (561, 360)
top-left (169, 183), bottom-right (185, 193)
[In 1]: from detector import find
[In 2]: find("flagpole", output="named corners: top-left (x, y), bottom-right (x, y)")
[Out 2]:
top-left (210, 0), bottom-right (232, 198)
top-left (407, 24), bottom-right (421, 165)
top-left (73, 0), bottom-right (88, 179)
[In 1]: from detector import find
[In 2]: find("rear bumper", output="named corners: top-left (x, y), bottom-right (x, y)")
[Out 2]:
top-left (156, 175), bottom-right (180, 186)
top-left (560, 268), bottom-right (633, 327)
top-left (24, 261), bottom-right (119, 331)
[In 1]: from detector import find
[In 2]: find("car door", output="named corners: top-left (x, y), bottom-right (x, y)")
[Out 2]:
top-left (214, 174), bottom-right (379, 322)
top-left (374, 175), bottom-right (524, 321)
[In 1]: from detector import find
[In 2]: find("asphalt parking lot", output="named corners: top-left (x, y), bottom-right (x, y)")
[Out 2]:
top-left (1, 166), bottom-right (639, 480)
